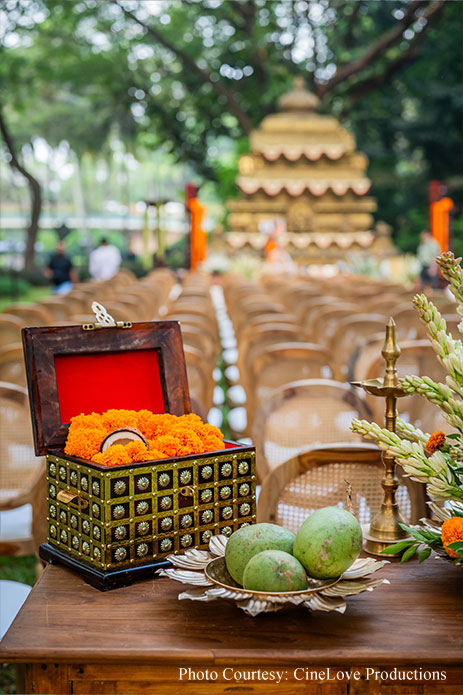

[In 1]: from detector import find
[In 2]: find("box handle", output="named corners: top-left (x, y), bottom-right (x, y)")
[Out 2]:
top-left (82, 302), bottom-right (132, 330)
top-left (57, 489), bottom-right (89, 510)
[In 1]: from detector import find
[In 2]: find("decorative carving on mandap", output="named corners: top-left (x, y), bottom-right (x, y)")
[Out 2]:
top-left (224, 77), bottom-right (393, 258)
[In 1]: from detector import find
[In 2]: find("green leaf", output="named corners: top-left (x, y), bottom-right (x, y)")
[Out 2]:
top-left (418, 547), bottom-right (432, 563)
top-left (447, 542), bottom-right (463, 552)
top-left (447, 433), bottom-right (460, 440)
top-left (407, 529), bottom-right (430, 543)
top-left (381, 540), bottom-right (415, 554)
top-left (447, 542), bottom-right (463, 560)
top-left (401, 544), bottom-right (420, 562)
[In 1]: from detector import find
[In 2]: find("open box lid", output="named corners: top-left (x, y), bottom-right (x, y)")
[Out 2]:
top-left (22, 319), bottom-right (191, 456)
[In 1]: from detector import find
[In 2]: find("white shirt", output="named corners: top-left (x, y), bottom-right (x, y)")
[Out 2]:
top-left (89, 245), bottom-right (122, 281)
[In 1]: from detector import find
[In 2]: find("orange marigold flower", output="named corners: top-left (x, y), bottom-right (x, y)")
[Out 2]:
top-left (147, 446), bottom-right (167, 460)
top-left (69, 412), bottom-right (106, 430)
top-left (93, 444), bottom-right (131, 467)
top-left (102, 409), bottom-right (139, 431)
top-left (65, 408), bottom-right (225, 465)
top-left (426, 431), bottom-right (446, 453)
top-left (64, 427), bottom-right (107, 460)
top-left (153, 434), bottom-right (182, 458)
top-left (124, 440), bottom-right (149, 462)
top-left (441, 516), bottom-right (463, 558)
top-left (202, 435), bottom-right (225, 453)
top-left (142, 413), bottom-right (176, 439)
top-left (138, 449), bottom-right (165, 462)
top-left (169, 427), bottom-right (205, 456)
top-left (136, 409), bottom-right (156, 431)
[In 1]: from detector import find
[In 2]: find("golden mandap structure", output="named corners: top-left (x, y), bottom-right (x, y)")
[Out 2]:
top-left (225, 78), bottom-right (395, 263)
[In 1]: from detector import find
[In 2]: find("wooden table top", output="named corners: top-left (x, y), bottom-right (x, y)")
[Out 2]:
top-left (1, 556), bottom-right (462, 667)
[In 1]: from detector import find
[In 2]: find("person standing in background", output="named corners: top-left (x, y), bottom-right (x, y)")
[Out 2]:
top-left (89, 238), bottom-right (121, 281)
top-left (417, 230), bottom-right (441, 289)
top-left (44, 240), bottom-right (78, 295)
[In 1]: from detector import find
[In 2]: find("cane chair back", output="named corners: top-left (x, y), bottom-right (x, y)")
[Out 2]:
top-left (36, 298), bottom-right (70, 324)
top-left (365, 340), bottom-right (450, 433)
top-left (184, 344), bottom-right (213, 413)
top-left (180, 325), bottom-right (217, 362)
top-left (0, 345), bottom-right (26, 386)
top-left (351, 333), bottom-right (386, 382)
top-left (329, 314), bottom-right (387, 381)
top-left (238, 313), bottom-right (298, 344)
top-left (2, 303), bottom-right (52, 327)
top-left (240, 324), bottom-right (302, 389)
top-left (312, 304), bottom-right (359, 347)
top-left (252, 379), bottom-right (371, 481)
top-left (63, 293), bottom-right (89, 316)
top-left (443, 314), bottom-right (462, 337)
top-left (366, 294), bottom-right (408, 313)
top-left (171, 301), bottom-right (214, 318)
top-left (296, 296), bottom-right (338, 324)
top-left (166, 313), bottom-right (218, 347)
top-left (0, 315), bottom-right (24, 347)
top-left (234, 304), bottom-right (288, 337)
top-left (247, 343), bottom-right (331, 429)
top-left (257, 444), bottom-right (427, 532)
top-left (392, 305), bottom-right (427, 340)
top-left (112, 296), bottom-right (147, 321)
top-left (112, 268), bottom-right (136, 285)
top-left (0, 382), bottom-right (45, 511)
top-left (115, 292), bottom-right (154, 321)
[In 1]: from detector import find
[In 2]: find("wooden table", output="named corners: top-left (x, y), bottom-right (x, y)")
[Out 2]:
top-left (1, 557), bottom-right (462, 694)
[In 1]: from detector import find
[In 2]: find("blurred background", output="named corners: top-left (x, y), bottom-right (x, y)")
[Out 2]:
top-left (0, 3), bottom-right (462, 688)
top-left (0, 0), bottom-right (461, 295)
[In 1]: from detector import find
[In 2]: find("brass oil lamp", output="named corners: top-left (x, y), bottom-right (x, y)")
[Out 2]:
top-left (352, 317), bottom-right (410, 556)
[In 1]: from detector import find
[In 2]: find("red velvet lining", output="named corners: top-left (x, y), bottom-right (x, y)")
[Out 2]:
top-left (54, 349), bottom-right (165, 423)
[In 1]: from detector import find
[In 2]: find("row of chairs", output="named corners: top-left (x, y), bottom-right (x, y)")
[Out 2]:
top-left (162, 272), bottom-right (219, 416)
top-left (221, 271), bottom-right (455, 521)
top-left (0, 268), bottom-right (177, 386)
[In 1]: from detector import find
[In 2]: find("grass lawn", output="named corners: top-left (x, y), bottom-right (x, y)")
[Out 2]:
top-left (0, 287), bottom-right (51, 312)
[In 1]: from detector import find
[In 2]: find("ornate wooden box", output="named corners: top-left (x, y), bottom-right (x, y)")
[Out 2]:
top-left (22, 319), bottom-right (256, 590)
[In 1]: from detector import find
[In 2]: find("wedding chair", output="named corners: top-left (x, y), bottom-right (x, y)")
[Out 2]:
top-left (251, 378), bottom-right (372, 482)
top-left (0, 315), bottom-right (24, 348)
top-left (246, 342), bottom-right (331, 429)
top-left (257, 443), bottom-right (427, 532)
top-left (1, 303), bottom-right (52, 326)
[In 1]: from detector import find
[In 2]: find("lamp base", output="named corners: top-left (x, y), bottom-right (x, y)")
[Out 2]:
top-left (363, 529), bottom-right (411, 557)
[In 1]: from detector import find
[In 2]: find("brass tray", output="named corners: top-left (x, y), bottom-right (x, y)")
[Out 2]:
top-left (158, 535), bottom-right (390, 617)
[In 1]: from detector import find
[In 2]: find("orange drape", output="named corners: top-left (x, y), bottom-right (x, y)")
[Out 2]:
top-left (431, 197), bottom-right (453, 253)
top-left (188, 197), bottom-right (207, 270)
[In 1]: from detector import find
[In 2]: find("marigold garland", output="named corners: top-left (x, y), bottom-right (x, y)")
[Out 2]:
top-left (441, 516), bottom-right (463, 558)
top-left (64, 409), bottom-right (225, 467)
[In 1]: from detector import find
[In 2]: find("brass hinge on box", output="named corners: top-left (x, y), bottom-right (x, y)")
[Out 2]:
top-left (82, 302), bottom-right (132, 330)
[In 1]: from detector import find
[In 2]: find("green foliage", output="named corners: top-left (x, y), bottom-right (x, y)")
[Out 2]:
top-left (0, 555), bottom-right (36, 585)
top-left (447, 542), bottom-right (463, 562)
top-left (165, 235), bottom-right (188, 270)
top-left (381, 520), bottom-right (462, 565)
top-left (0, 272), bottom-right (30, 297)
top-left (120, 257), bottom-right (146, 279)
top-left (1, 0), bottom-right (461, 253)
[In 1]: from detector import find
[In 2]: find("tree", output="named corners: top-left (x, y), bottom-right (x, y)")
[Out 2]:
top-left (1, 0), bottom-right (460, 264)
top-left (0, 106), bottom-right (41, 269)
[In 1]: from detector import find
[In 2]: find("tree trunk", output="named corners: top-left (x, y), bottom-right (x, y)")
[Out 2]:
top-left (0, 106), bottom-right (42, 269)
